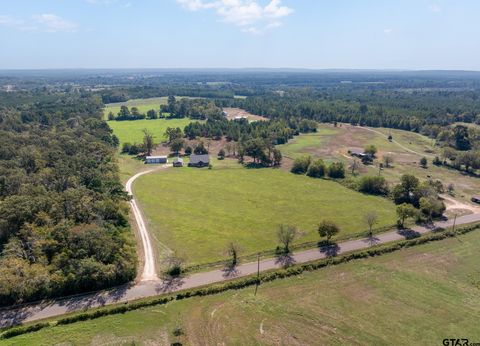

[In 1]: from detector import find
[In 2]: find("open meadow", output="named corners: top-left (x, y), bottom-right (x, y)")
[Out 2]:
top-left (103, 97), bottom-right (169, 118)
top-left (7, 228), bottom-right (480, 345)
top-left (133, 160), bottom-right (397, 266)
top-left (108, 118), bottom-right (193, 146)
top-left (278, 123), bottom-right (480, 204)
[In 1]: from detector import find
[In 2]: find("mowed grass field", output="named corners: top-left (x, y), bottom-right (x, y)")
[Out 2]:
top-left (8, 229), bottom-right (480, 345)
top-left (103, 96), bottom-right (199, 119)
top-left (279, 123), bottom-right (480, 203)
top-left (133, 161), bottom-right (397, 265)
top-left (103, 97), bottom-right (169, 118)
top-left (108, 118), bottom-right (193, 146)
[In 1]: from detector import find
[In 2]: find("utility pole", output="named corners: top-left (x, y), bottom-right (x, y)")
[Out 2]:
top-left (254, 253), bottom-right (260, 296)
top-left (452, 214), bottom-right (457, 232)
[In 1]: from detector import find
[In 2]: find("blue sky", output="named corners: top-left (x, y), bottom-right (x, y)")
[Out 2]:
top-left (0, 0), bottom-right (479, 70)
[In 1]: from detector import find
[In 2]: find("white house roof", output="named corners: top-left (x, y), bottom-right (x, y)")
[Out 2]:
top-left (146, 155), bottom-right (167, 160)
top-left (189, 154), bottom-right (210, 164)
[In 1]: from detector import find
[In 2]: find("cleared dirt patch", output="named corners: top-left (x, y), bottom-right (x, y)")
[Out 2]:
top-left (223, 107), bottom-right (269, 122)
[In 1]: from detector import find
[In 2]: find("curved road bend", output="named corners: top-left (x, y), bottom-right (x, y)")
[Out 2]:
top-left (1, 174), bottom-right (480, 327)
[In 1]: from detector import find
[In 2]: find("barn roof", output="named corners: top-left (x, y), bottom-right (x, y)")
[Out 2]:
top-left (189, 154), bottom-right (210, 164)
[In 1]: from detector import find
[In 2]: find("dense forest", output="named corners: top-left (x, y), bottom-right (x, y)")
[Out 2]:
top-left (0, 91), bottom-right (136, 306)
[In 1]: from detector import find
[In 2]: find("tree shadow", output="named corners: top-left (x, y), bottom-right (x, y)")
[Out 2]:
top-left (0, 307), bottom-right (34, 328)
top-left (0, 283), bottom-right (133, 328)
top-left (318, 243), bottom-right (340, 257)
top-left (397, 228), bottom-right (421, 239)
top-left (155, 277), bottom-right (185, 294)
top-left (222, 264), bottom-right (240, 278)
top-left (59, 283), bottom-right (132, 313)
top-left (244, 162), bottom-right (268, 169)
top-left (275, 252), bottom-right (296, 268)
top-left (363, 235), bottom-right (380, 246)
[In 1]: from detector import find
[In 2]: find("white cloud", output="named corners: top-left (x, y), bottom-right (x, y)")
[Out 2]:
top-left (429, 4), bottom-right (441, 12)
top-left (33, 14), bottom-right (78, 32)
top-left (383, 28), bottom-right (393, 35)
top-left (176, 0), bottom-right (293, 34)
top-left (0, 14), bottom-right (78, 32)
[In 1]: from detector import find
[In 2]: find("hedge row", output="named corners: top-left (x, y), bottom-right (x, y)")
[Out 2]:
top-left (2, 223), bottom-right (478, 340)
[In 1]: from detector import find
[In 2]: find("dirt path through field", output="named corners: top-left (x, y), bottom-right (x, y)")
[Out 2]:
top-left (360, 126), bottom-right (435, 158)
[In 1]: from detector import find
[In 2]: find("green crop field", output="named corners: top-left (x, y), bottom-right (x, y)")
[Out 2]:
top-left (133, 161), bottom-right (397, 266)
top-left (108, 118), bottom-right (193, 146)
top-left (8, 229), bottom-right (480, 345)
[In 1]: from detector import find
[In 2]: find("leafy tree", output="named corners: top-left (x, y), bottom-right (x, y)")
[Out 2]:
top-left (194, 142), bottom-right (208, 155)
top-left (419, 197), bottom-right (445, 221)
top-left (396, 203), bottom-right (418, 228)
top-left (364, 145), bottom-right (377, 157)
top-left (164, 127), bottom-right (183, 143)
top-left (420, 157), bottom-right (428, 168)
top-left (327, 162), bottom-right (345, 179)
top-left (272, 148), bottom-right (282, 166)
top-left (277, 225), bottom-right (297, 253)
top-left (119, 105), bottom-right (130, 117)
top-left (358, 176), bottom-right (389, 195)
top-left (107, 111), bottom-right (115, 120)
top-left (184, 146), bottom-right (192, 156)
top-left (392, 174), bottom-right (420, 205)
top-left (318, 220), bottom-right (340, 242)
top-left (167, 95), bottom-right (177, 115)
top-left (291, 156), bottom-right (311, 174)
top-left (146, 109), bottom-right (158, 120)
top-left (169, 138), bottom-right (184, 155)
top-left (306, 159), bottom-right (326, 178)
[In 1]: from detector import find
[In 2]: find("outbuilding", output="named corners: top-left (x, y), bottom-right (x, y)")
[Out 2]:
top-left (173, 157), bottom-right (184, 167)
top-left (188, 154), bottom-right (210, 167)
top-left (472, 195), bottom-right (480, 204)
top-left (145, 155), bottom-right (168, 164)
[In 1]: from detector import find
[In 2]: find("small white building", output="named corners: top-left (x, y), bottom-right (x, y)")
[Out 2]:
top-left (145, 155), bottom-right (168, 164)
top-left (173, 157), bottom-right (184, 167)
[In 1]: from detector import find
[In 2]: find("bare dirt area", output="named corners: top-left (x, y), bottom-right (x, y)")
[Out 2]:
top-left (223, 107), bottom-right (269, 122)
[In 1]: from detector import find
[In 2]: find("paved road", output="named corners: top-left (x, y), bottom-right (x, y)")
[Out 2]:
top-left (1, 210), bottom-right (479, 328)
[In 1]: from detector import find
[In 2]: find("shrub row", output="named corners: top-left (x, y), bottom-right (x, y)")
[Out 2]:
top-left (2, 223), bottom-right (478, 340)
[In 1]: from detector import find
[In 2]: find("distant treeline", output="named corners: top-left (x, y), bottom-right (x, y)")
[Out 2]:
top-left (216, 88), bottom-right (480, 131)
top-left (0, 92), bottom-right (136, 306)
